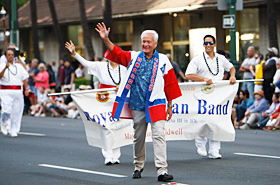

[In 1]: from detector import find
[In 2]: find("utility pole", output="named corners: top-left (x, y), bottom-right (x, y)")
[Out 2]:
top-left (11, 0), bottom-right (18, 47)
top-left (228, 0), bottom-right (236, 62)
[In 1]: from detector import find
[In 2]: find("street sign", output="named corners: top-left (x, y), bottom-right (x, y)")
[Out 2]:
top-left (218, 0), bottom-right (243, 11)
top-left (223, 15), bottom-right (235, 28)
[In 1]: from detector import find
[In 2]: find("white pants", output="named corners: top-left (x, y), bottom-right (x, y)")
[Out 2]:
top-left (195, 136), bottom-right (221, 154)
top-left (0, 90), bottom-right (24, 135)
top-left (101, 148), bottom-right (121, 163)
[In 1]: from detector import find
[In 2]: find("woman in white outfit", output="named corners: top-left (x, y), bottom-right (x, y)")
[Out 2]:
top-left (65, 41), bottom-right (126, 165)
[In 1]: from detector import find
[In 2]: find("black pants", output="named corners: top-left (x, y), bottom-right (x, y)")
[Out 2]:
top-left (263, 78), bottom-right (274, 104)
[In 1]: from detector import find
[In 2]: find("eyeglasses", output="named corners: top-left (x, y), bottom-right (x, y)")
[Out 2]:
top-left (204, 41), bottom-right (214, 45)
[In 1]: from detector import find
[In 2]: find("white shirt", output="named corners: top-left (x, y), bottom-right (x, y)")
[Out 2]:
top-left (37, 91), bottom-right (49, 103)
top-left (75, 68), bottom-right (85, 78)
top-left (241, 57), bottom-right (256, 79)
top-left (185, 52), bottom-right (233, 81)
top-left (273, 69), bottom-right (280, 93)
top-left (0, 62), bottom-right (29, 85)
top-left (74, 53), bottom-right (126, 86)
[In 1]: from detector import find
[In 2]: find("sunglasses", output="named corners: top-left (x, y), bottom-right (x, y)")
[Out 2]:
top-left (204, 41), bottom-right (214, 45)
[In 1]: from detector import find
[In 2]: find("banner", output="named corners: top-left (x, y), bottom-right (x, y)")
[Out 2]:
top-left (71, 81), bottom-right (239, 150)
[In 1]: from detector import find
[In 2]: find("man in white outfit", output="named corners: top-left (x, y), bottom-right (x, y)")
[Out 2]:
top-left (65, 40), bottom-right (126, 165)
top-left (0, 49), bottom-right (29, 137)
top-left (185, 35), bottom-right (236, 159)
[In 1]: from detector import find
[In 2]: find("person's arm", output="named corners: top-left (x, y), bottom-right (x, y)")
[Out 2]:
top-left (23, 79), bottom-right (29, 96)
top-left (0, 63), bottom-right (9, 79)
top-left (229, 67), bottom-right (236, 84)
top-left (178, 71), bottom-right (187, 80)
top-left (185, 74), bottom-right (213, 85)
top-left (95, 22), bottom-right (114, 51)
top-left (166, 100), bottom-right (172, 121)
top-left (70, 71), bottom-right (75, 85)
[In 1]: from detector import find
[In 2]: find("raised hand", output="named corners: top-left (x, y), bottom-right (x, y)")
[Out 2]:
top-left (95, 22), bottom-right (110, 40)
top-left (65, 40), bottom-right (76, 55)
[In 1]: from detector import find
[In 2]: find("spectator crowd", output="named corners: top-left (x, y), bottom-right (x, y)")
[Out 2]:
top-left (232, 46), bottom-right (280, 131)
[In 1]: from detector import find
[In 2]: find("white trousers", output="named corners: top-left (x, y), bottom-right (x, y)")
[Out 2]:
top-left (195, 136), bottom-right (221, 154)
top-left (101, 148), bottom-right (121, 163)
top-left (0, 90), bottom-right (24, 135)
top-left (132, 110), bottom-right (168, 176)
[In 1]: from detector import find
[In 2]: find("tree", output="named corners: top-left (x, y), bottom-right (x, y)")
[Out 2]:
top-left (267, 0), bottom-right (279, 50)
top-left (78, 0), bottom-right (95, 59)
top-left (102, 0), bottom-right (112, 52)
top-left (30, 0), bottom-right (40, 60)
top-left (47, 0), bottom-right (69, 61)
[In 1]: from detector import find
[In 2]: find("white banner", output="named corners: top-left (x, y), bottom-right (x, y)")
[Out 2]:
top-left (71, 81), bottom-right (239, 150)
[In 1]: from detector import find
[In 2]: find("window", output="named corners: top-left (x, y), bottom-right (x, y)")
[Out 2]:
top-left (162, 13), bottom-right (190, 76)
top-left (68, 25), bottom-right (84, 56)
top-left (239, 8), bottom-right (259, 61)
top-left (113, 20), bottom-right (133, 50)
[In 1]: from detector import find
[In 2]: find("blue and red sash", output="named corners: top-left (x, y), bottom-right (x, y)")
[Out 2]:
top-left (112, 50), bottom-right (161, 122)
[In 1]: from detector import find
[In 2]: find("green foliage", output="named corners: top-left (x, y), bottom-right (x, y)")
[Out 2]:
top-left (74, 77), bottom-right (90, 89)
top-left (17, 0), bottom-right (29, 8)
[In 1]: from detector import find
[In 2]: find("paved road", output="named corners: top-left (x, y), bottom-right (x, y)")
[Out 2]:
top-left (1, 116), bottom-right (280, 185)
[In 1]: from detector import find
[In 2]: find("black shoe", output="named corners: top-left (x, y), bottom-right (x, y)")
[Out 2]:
top-left (237, 122), bottom-right (245, 129)
top-left (158, 173), bottom-right (174, 182)
top-left (132, 169), bottom-right (143, 179)
top-left (105, 161), bottom-right (113, 166)
top-left (249, 124), bottom-right (259, 129)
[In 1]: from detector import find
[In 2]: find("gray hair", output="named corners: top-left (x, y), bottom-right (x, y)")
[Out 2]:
top-left (32, 58), bottom-right (39, 63)
top-left (141, 30), bottom-right (159, 43)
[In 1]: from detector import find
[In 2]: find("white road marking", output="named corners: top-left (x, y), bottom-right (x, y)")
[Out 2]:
top-left (39, 164), bottom-right (127, 178)
top-left (19, 132), bottom-right (46, 136)
top-left (234, 153), bottom-right (280, 159)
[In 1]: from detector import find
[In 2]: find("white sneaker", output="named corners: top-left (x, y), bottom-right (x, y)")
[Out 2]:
top-left (239, 123), bottom-right (250, 130)
top-left (35, 113), bottom-right (40, 117)
top-left (10, 132), bottom-right (18, 138)
top-left (1, 124), bottom-right (8, 135)
top-left (197, 147), bottom-right (207, 157)
top-left (209, 152), bottom-right (222, 159)
top-left (31, 111), bottom-right (35, 116)
top-left (40, 113), bottom-right (46, 117)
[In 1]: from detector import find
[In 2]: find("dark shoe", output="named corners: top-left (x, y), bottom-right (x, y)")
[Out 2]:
top-left (132, 169), bottom-right (143, 179)
top-left (249, 124), bottom-right (259, 129)
top-left (105, 161), bottom-right (113, 165)
top-left (158, 173), bottom-right (174, 182)
top-left (237, 122), bottom-right (245, 129)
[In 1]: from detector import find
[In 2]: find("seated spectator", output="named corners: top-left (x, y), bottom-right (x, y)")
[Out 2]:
top-left (263, 116), bottom-right (280, 130)
top-left (239, 90), bottom-right (269, 130)
top-left (231, 91), bottom-right (241, 125)
top-left (251, 92), bottom-right (280, 129)
top-left (273, 58), bottom-right (280, 93)
top-left (30, 87), bottom-right (49, 117)
top-left (57, 88), bottom-right (72, 118)
top-left (234, 90), bottom-right (254, 128)
top-left (75, 63), bottom-right (85, 78)
top-left (45, 88), bottom-right (61, 117)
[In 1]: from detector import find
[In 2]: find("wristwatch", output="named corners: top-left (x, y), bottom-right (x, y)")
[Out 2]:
top-left (168, 104), bottom-right (172, 107)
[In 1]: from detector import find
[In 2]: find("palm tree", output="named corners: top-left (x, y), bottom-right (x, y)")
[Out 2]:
top-left (78, 0), bottom-right (95, 59)
top-left (267, 0), bottom-right (279, 50)
top-left (30, 0), bottom-right (40, 60)
top-left (47, 0), bottom-right (69, 61)
top-left (102, 0), bottom-right (112, 52)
